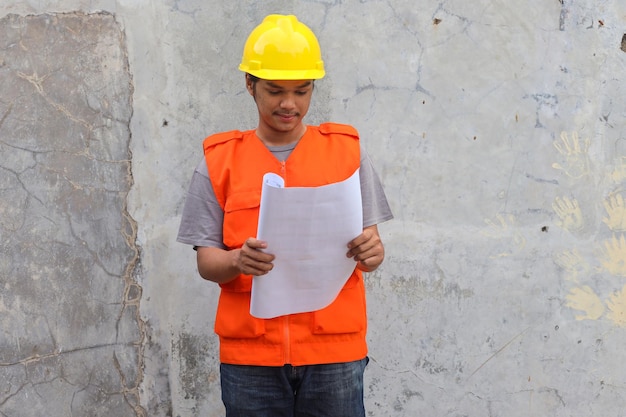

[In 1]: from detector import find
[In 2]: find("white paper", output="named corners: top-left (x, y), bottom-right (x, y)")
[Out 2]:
top-left (251, 169), bottom-right (362, 319)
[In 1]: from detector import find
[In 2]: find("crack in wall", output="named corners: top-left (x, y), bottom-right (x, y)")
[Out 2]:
top-left (0, 343), bottom-right (136, 371)
top-left (112, 13), bottom-right (146, 417)
top-left (117, 186), bottom-right (146, 417)
top-left (17, 70), bottom-right (93, 129)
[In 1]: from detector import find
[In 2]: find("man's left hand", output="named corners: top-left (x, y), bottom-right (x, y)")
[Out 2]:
top-left (347, 225), bottom-right (385, 272)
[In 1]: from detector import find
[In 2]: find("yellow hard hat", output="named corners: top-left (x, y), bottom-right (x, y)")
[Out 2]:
top-left (239, 14), bottom-right (325, 80)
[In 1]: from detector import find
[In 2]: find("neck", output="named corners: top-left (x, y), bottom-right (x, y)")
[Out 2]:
top-left (256, 124), bottom-right (307, 147)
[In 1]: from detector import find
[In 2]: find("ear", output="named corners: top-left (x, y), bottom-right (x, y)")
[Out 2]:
top-left (245, 74), bottom-right (254, 96)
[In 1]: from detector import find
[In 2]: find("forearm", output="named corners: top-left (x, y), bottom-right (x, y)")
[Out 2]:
top-left (196, 246), bottom-right (241, 284)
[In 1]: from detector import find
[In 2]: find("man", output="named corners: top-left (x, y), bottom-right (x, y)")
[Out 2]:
top-left (177, 14), bottom-right (393, 416)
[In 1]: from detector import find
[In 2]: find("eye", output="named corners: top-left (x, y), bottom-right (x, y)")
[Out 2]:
top-left (268, 90), bottom-right (281, 95)
top-left (295, 90), bottom-right (308, 96)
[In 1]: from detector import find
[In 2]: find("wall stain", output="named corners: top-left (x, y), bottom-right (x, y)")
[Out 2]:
top-left (172, 331), bottom-right (219, 401)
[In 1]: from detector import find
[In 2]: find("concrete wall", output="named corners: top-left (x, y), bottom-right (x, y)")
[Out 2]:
top-left (1, 1), bottom-right (625, 416)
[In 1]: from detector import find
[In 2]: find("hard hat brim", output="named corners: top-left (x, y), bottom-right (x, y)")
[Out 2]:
top-left (239, 66), bottom-right (325, 80)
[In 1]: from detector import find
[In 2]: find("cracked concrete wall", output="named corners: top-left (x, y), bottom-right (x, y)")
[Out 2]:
top-left (1, 1), bottom-right (626, 416)
top-left (0, 12), bottom-right (143, 416)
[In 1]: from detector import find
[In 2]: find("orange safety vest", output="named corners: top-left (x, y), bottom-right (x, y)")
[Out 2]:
top-left (204, 123), bottom-right (367, 366)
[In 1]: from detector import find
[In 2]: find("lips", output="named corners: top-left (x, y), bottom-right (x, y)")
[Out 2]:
top-left (276, 113), bottom-right (297, 122)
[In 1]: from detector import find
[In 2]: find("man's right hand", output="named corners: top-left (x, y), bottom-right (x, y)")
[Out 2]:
top-left (236, 238), bottom-right (275, 276)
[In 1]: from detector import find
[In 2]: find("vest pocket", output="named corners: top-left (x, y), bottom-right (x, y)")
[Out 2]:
top-left (214, 290), bottom-right (265, 339)
top-left (312, 274), bottom-right (366, 335)
top-left (223, 190), bottom-right (261, 249)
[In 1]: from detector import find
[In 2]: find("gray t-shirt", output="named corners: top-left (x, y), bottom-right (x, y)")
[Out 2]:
top-left (177, 142), bottom-right (393, 249)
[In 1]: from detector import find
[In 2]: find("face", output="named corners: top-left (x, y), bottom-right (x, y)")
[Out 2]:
top-left (247, 77), bottom-right (314, 145)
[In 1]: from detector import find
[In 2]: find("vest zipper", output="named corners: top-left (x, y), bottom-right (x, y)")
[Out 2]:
top-left (283, 315), bottom-right (291, 364)
top-left (281, 159), bottom-right (290, 364)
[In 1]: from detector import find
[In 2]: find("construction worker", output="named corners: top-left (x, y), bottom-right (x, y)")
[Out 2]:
top-left (177, 14), bottom-right (393, 416)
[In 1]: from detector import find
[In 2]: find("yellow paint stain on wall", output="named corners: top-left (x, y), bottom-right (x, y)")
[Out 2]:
top-left (607, 285), bottom-right (626, 327)
top-left (553, 196), bottom-right (584, 232)
top-left (599, 234), bottom-right (626, 277)
top-left (566, 286), bottom-right (605, 320)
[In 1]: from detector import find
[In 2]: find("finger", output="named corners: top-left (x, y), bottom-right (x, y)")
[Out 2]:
top-left (241, 248), bottom-right (275, 266)
top-left (348, 228), bottom-right (376, 250)
top-left (242, 260), bottom-right (274, 276)
top-left (352, 242), bottom-right (383, 262)
top-left (347, 233), bottom-right (367, 250)
top-left (356, 249), bottom-right (384, 271)
top-left (357, 257), bottom-right (382, 271)
top-left (245, 238), bottom-right (268, 250)
top-left (242, 239), bottom-right (275, 260)
top-left (239, 251), bottom-right (274, 275)
top-left (347, 240), bottom-right (375, 259)
top-left (347, 234), bottom-right (381, 258)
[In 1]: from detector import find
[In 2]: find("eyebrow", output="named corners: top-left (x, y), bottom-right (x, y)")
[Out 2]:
top-left (266, 81), bottom-right (312, 89)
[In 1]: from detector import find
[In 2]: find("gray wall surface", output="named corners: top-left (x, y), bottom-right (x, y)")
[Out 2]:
top-left (1, 0), bottom-right (625, 416)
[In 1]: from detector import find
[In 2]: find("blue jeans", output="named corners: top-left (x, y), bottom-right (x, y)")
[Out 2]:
top-left (220, 358), bottom-right (368, 417)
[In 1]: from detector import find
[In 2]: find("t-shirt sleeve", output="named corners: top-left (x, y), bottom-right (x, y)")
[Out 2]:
top-left (176, 158), bottom-right (226, 249)
top-left (360, 146), bottom-right (393, 228)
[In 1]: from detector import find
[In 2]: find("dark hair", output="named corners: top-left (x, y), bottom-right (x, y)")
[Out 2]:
top-left (245, 73), bottom-right (315, 98)
top-left (246, 73), bottom-right (260, 85)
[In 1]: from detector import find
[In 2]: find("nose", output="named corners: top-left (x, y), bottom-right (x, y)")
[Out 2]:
top-left (279, 94), bottom-right (296, 110)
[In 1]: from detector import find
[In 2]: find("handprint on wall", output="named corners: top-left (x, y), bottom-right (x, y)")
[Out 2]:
top-left (554, 248), bottom-right (590, 282)
top-left (598, 234), bottom-right (626, 277)
top-left (606, 285), bottom-right (626, 327)
top-left (609, 157), bottom-right (626, 183)
top-left (552, 131), bottom-right (591, 179)
top-left (553, 196), bottom-right (584, 232)
top-left (481, 213), bottom-right (526, 257)
top-left (565, 286), bottom-right (605, 321)
top-left (551, 132), bottom-right (626, 327)
top-left (602, 193), bottom-right (626, 232)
